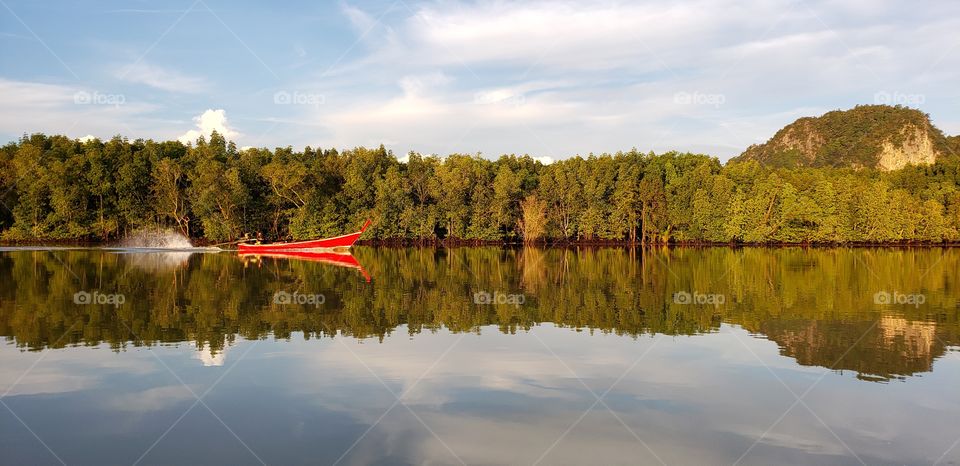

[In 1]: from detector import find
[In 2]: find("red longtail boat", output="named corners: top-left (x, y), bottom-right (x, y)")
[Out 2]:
top-left (237, 220), bottom-right (371, 253)
top-left (238, 250), bottom-right (372, 282)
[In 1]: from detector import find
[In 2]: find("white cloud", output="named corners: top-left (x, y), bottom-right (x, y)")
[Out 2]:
top-left (0, 78), bottom-right (162, 141)
top-left (285, 0), bottom-right (960, 160)
top-left (341, 3), bottom-right (377, 32)
top-left (23, 0), bottom-right (953, 159)
top-left (78, 134), bottom-right (96, 142)
top-left (117, 62), bottom-right (208, 93)
top-left (177, 109), bottom-right (240, 144)
top-left (398, 72), bottom-right (451, 97)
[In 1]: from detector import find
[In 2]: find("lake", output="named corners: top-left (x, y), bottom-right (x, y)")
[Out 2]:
top-left (1, 246), bottom-right (959, 465)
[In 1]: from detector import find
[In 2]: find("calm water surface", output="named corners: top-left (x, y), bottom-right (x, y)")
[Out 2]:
top-left (1, 246), bottom-right (959, 465)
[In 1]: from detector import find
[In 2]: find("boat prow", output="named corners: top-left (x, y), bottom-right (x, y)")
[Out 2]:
top-left (237, 220), bottom-right (370, 253)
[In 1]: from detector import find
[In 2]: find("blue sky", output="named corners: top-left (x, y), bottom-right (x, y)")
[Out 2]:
top-left (1, 0), bottom-right (958, 161)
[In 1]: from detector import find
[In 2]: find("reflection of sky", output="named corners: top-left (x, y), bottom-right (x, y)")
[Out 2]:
top-left (2, 325), bottom-right (959, 465)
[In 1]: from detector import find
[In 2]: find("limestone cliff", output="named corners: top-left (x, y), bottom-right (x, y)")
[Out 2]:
top-left (734, 105), bottom-right (952, 171)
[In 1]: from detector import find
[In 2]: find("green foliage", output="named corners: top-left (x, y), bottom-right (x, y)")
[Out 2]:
top-left (1, 132), bottom-right (959, 244)
top-left (736, 105), bottom-right (953, 169)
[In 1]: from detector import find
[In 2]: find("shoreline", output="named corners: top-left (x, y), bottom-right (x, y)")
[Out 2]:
top-left (2, 238), bottom-right (959, 249)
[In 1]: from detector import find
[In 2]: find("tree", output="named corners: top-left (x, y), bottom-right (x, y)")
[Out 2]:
top-left (491, 163), bottom-right (522, 238)
top-left (518, 195), bottom-right (547, 242)
top-left (638, 175), bottom-right (666, 243)
top-left (404, 153), bottom-right (439, 240)
top-left (433, 155), bottom-right (474, 239)
top-left (152, 158), bottom-right (189, 237)
top-left (612, 163), bottom-right (641, 242)
top-left (373, 165), bottom-right (409, 238)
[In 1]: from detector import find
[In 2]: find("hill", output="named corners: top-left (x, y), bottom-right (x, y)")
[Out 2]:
top-left (734, 105), bottom-right (954, 170)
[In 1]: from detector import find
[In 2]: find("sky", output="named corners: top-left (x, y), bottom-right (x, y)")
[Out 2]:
top-left (1, 0), bottom-right (958, 162)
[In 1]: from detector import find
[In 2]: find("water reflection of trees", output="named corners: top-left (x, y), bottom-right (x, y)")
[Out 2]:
top-left (0, 247), bottom-right (957, 381)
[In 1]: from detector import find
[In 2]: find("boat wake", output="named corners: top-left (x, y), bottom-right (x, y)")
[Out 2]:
top-left (105, 230), bottom-right (222, 271)
top-left (99, 231), bottom-right (222, 272)
top-left (118, 229), bottom-right (196, 249)
top-left (107, 247), bottom-right (221, 253)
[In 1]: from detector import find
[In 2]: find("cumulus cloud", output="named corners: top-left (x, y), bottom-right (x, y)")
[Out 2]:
top-left (177, 109), bottom-right (240, 144)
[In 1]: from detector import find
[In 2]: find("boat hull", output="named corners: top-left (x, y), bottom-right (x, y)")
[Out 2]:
top-left (237, 220), bottom-right (370, 253)
top-left (238, 250), bottom-right (371, 282)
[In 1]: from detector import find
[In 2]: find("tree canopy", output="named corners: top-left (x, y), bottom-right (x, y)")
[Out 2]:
top-left (2, 132), bottom-right (960, 243)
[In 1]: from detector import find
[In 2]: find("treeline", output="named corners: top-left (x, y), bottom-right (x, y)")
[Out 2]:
top-left (2, 132), bottom-right (960, 243)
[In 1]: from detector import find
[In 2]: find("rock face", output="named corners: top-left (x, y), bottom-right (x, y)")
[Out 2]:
top-left (735, 105), bottom-right (952, 171)
top-left (877, 126), bottom-right (939, 171)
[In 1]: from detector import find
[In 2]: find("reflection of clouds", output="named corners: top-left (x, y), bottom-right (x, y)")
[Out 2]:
top-left (272, 325), bottom-right (960, 465)
top-left (299, 329), bottom-right (601, 408)
top-left (0, 364), bottom-right (94, 397)
top-left (363, 401), bottom-right (672, 465)
top-left (193, 343), bottom-right (228, 367)
top-left (3, 327), bottom-right (960, 464)
top-left (299, 325), bottom-right (812, 407)
top-left (105, 385), bottom-right (195, 412)
top-left (0, 345), bottom-right (156, 396)
top-left (728, 424), bottom-right (848, 457)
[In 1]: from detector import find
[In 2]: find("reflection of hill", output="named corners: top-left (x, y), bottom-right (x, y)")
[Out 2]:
top-left (0, 247), bottom-right (958, 381)
top-left (757, 316), bottom-right (945, 381)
